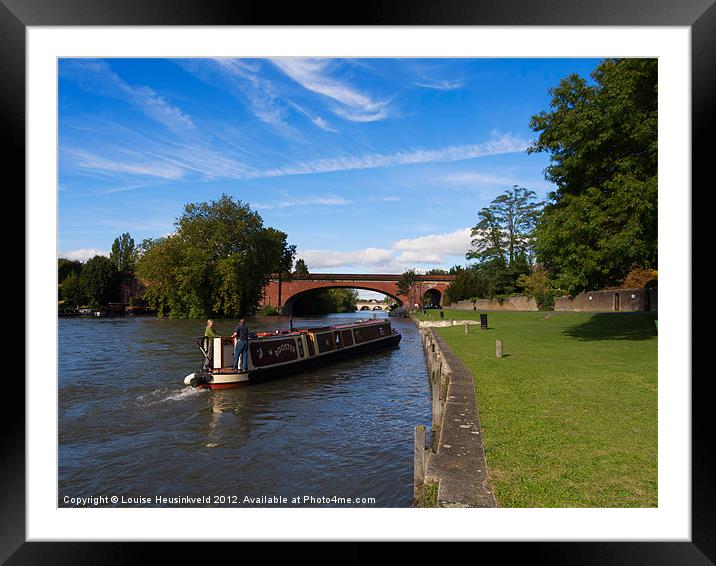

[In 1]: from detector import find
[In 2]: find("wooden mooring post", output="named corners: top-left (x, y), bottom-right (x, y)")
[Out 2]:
top-left (496, 340), bottom-right (503, 358)
top-left (414, 425), bottom-right (426, 497)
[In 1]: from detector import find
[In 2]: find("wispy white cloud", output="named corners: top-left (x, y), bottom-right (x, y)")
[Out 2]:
top-left (271, 58), bottom-right (390, 122)
top-left (251, 195), bottom-right (352, 210)
top-left (65, 133), bottom-right (528, 186)
top-left (180, 58), bottom-right (336, 136)
top-left (209, 58), bottom-right (294, 134)
top-left (255, 134), bottom-right (529, 179)
top-left (60, 60), bottom-right (195, 134)
top-left (414, 79), bottom-right (464, 91)
top-left (68, 149), bottom-right (185, 180)
top-left (435, 170), bottom-right (554, 193)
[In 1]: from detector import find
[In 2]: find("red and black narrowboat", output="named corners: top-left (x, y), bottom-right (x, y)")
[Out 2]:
top-left (184, 319), bottom-right (401, 389)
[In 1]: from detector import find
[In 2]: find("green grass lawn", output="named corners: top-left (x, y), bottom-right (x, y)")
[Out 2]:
top-left (415, 310), bottom-right (658, 507)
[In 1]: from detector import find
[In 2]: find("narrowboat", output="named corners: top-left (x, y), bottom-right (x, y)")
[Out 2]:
top-left (183, 319), bottom-right (401, 389)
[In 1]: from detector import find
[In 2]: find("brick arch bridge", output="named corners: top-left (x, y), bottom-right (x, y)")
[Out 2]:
top-left (261, 273), bottom-right (455, 314)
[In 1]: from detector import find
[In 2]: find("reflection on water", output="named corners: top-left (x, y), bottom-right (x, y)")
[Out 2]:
top-left (58, 312), bottom-right (430, 507)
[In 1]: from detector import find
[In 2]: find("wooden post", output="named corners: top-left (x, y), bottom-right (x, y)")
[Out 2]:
top-left (464, 322), bottom-right (469, 334)
top-left (414, 425), bottom-right (426, 496)
top-left (496, 340), bottom-right (503, 358)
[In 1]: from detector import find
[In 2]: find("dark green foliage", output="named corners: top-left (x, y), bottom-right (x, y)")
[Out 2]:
top-left (465, 186), bottom-right (542, 296)
top-left (529, 58), bottom-right (657, 293)
top-left (294, 258), bottom-right (309, 275)
top-left (59, 271), bottom-right (87, 308)
top-left (290, 288), bottom-right (359, 315)
top-left (58, 258), bottom-right (83, 283)
top-left (79, 255), bottom-right (119, 308)
top-left (136, 194), bottom-right (295, 318)
top-left (396, 269), bottom-right (421, 304)
top-left (110, 232), bottom-right (137, 272)
top-left (444, 267), bottom-right (492, 304)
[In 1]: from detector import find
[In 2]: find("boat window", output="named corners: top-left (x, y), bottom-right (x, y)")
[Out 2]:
top-left (341, 329), bottom-right (354, 347)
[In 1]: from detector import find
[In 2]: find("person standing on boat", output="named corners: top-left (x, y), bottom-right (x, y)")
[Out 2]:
top-left (232, 319), bottom-right (249, 372)
top-left (203, 319), bottom-right (218, 370)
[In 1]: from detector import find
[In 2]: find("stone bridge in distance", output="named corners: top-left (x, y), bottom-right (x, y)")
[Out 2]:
top-left (261, 273), bottom-right (455, 314)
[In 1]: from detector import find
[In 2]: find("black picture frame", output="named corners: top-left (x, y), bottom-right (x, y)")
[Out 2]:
top-left (8, 0), bottom-right (709, 562)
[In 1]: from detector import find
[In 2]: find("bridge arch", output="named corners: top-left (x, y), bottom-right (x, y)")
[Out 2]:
top-left (282, 284), bottom-right (403, 315)
top-left (422, 288), bottom-right (443, 307)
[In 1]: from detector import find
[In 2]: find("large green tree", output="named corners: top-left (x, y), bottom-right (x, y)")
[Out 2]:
top-left (466, 185), bottom-right (542, 295)
top-left (110, 233), bottom-right (137, 272)
top-left (136, 194), bottom-right (295, 318)
top-left (528, 58), bottom-right (657, 293)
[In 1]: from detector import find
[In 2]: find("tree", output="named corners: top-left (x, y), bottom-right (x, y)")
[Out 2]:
top-left (59, 271), bottom-right (87, 308)
top-left (58, 258), bottom-right (83, 283)
top-left (528, 58), bottom-right (657, 293)
top-left (443, 266), bottom-right (492, 304)
top-left (466, 185), bottom-right (542, 294)
top-left (110, 232), bottom-right (137, 272)
top-left (396, 269), bottom-right (422, 307)
top-left (294, 258), bottom-right (309, 275)
top-left (425, 268), bottom-right (447, 275)
top-left (79, 255), bottom-right (119, 308)
top-left (516, 264), bottom-right (562, 310)
top-left (136, 194), bottom-right (295, 318)
top-left (289, 288), bottom-right (358, 314)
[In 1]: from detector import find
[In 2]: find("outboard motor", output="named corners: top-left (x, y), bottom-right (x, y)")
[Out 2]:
top-left (184, 369), bottom-right (212, 387)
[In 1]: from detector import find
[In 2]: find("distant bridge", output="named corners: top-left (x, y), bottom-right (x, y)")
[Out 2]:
top-left (261, 273), bottom-right (455, 314)
top-left (355, 301), bottom-right (390, 311)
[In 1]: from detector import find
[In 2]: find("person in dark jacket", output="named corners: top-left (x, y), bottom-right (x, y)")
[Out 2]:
top-left (232, 319), bottom-right (249, 372)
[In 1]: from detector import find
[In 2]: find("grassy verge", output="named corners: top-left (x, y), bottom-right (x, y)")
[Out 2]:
top-left (416, 310), bottom-right (657, 507)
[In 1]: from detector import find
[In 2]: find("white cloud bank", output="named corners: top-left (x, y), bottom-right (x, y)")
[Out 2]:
top-left (59, 248), bottom-right (110, 262)
top-left (297, 227), bottom-right (472, 273)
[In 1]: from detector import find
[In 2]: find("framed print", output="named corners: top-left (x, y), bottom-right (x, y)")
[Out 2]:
top-left (7, 0), bottom-right (711, 561)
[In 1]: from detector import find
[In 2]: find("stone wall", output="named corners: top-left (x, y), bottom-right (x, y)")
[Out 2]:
top-left (448, 296), bottom-right (538, 311)
top-left (554, 287), bottom-right (657, 312)
top-left (415, 326), bottom-right (497, 507)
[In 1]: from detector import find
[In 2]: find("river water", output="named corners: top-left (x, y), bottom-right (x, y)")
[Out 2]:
top-left (58, 312), bottom-right (430, 508)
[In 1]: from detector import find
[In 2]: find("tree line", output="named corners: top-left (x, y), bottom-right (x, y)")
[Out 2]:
top-left (58, 195), bottom-right (296, 318)
top-left (58, 233), bottom-right (138, 309)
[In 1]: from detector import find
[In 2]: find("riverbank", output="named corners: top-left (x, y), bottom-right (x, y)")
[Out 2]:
top-left (413, 310), bottom-right (658, 507)
top-left (414, 324), bottom-right (497, 508)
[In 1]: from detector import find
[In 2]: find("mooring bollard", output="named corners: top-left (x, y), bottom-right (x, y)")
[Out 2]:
top-left (496, 339), bottom-right (503, 358)
top-left (414, 425), bottom-right (426, 496)
top-left (464, 322), bottom-right (469, 334)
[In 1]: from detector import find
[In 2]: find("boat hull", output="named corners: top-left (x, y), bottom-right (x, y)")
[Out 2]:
top-left (196, 332), bottom-right (401, 389)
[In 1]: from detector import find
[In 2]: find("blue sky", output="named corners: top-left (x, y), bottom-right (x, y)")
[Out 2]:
top-left (59, 57), bottom-right (600, 278)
